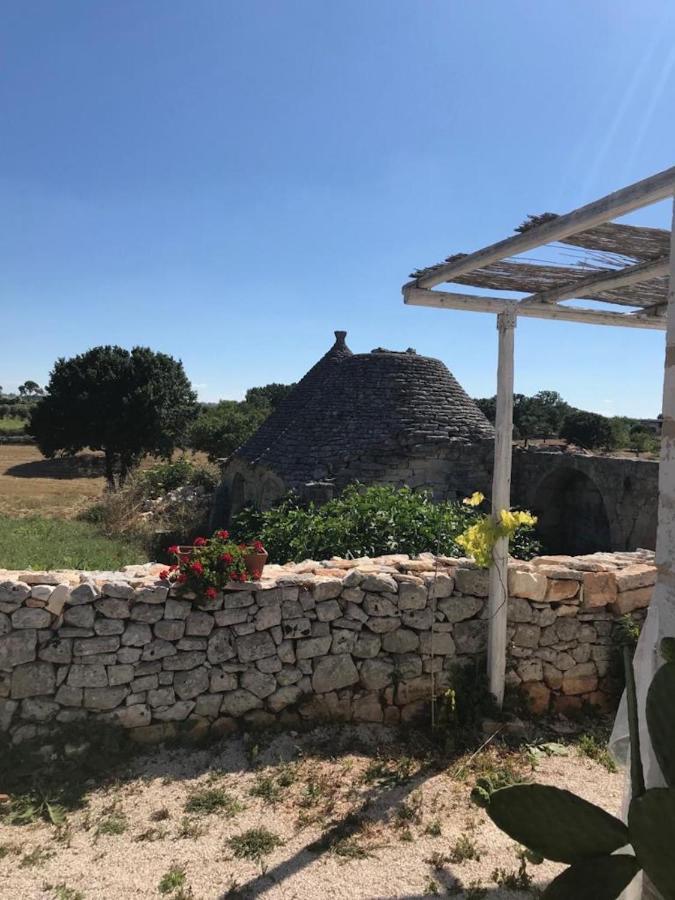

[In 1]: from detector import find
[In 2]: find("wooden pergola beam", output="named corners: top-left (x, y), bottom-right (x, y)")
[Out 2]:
top-left (404, 286), bottom-right (667, 330)
top-left (415, 166), bottom-right (675, 289)
top-left (518, 256), bottom-right (669, 307)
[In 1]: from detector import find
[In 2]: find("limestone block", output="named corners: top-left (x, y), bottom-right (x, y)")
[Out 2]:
top-left (365, 617), bottom-right (400, 634)
top-left (395, 654), bottom-right (423, 679)
top-left (215, 608), bottom-right (249, 626)
top-left (508, 569), bottom-right (548, 601)
top-left (30, 585), bottom-right (53, 603)
top-left (517, 659), bottom-right (543, 683)
top-left (555, 652), bottom-right (576, 671)
top-left (148, 686), bottom-right (175, 707)
top-left (397, 582), bottom-right (427, 610)
top-left (130, 604), bottom-right (163, 624)
top-left (521, 682), bottom-right (550, 715)
top-left (95, 598), bottom-right (131, 619)
top-left (437, 595), bottom-right (483, 623)
top-left (512, 624), bottom-right (541, 649)
top-left (537, 608), bottom-right (557, 628)
top-left (184, 611), bottom-right (214, 636)
top-left (55, 684), bottom-right (83, 706)
top-left (420, 631), bottom-right (456, 656)
top-left (281, 599), bottom-right (304, 619)
top-left (293, 635), bottom-right (331, 660)
top-left (312, 653), bottom-right (359, 694)
top-left (223, 592), bottom-right (255, 609)
top-left (454, 569), bottom-right (489, 598)
top-left (395, 676), bottom-right (433, 705)
top-left (67, 664), bottom-right (108, 688)
top-left (555, 618), bottom-right (579, 642)
top-left (141, 639), bottom-right (177, 662)
top-left (95, 618), bottom-right (125, 636)
top-left (341, 588), bottom-right (365, 604)
top-left (63, 606), bottom-right (95, 629)
top-left (12, 607), bottom-right (52, 629)
top-left (342, 569), bottom-right (363, 588)
top-left (153, 700), bottom-right (195, 721)
top-left (572, 644), bottom-right (591, 664)
top-left (277, 640), bottom-right (295, 664)
top-left (281, 618), bottom-right (312, 640)
top-left (44, 584), bottom-right (69, 617)
top-left (162, 597), bottom-right (189, 620)
top-left (382, 628), bottom-right (419, 654)
top-left (117, 647), bottom-right (142, 664)
top-left (108, 664), bottom-right (135, 686)
top-left (581, 572), bottom-right (617, 608)
top-left (174, 666), bottom-right (209, 700)
top-left (545, 580), bottom-right (580, 602)
top-left (209, 669), bottom-right (238, 693)
top-left (136, 585), bottom-right (169, 604)
top-left (83, 685), bottom-right (129, 710)
top-left (254, 604), bottom-right (281, 631)
top-left (38, 637), bottom-right (71, 664)
top-left (451, 621), bottom-right (485, 655)
top-left (194, 694), bottom-right (222, 718)
top-left (352, 632), bottom-right (381, 659)
top-left (614, 565), bottom-right (656, 593)
top-left (352, 692), bottom-right (384, 723)
top-left (163, 651), bottom-right (206, 671)
top-left (101, 581), bottom-right (136, 600)
top-left (68, 582), bottom-right (99, 605)
top-left (315, 599), bottom-right (341, 622)
top-left (220, 689), bottom-right (262, 716)
top-left (0, 583), bottom-right (30, 609)
top-left (363, 594), bottom-right (397, 617)
top-left (10, 659), bottom-right (55, 699)
top-left (507, 597), bottom-right (533, 624)
top-left (311, 579), bottom-right (343, 602)
top-left (73, 636), bottom-right (120, 656)
top-left (113, 704), bottom-right (152, 728)
top-left (613, 587), bottom-right (652, 615)
top-left (131, 674), bottom-right (159, 693)
top-left (277, 666), bottom-right (302, 686)
top-left (359, 657), bottom-right (394, 690)
top-left (241, 669), bottom-right (277, 699)
top-left (425, 573), bottom-right (455, 599)
top-left (154, 620), bottom-right (186, 641)
top-left (0, 628), bottom-right (37, 669)
top-left (331, 629), bottom-right (358, 655)
top-left (361, 573), bottom-right (398, 594)
top-left (20, 697), bottom-right (59, 722)
top-left (562, 662), bottom-right (598, 695)
top-left (236, 630), bottom-right (276, 662)
top-left (267, 685), bottom-right (303, 712)
top-left (401, 608), bottom-right (433, 630)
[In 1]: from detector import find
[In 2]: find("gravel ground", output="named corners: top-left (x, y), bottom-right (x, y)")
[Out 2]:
top-left (0, 725), bottom-right (626, 900)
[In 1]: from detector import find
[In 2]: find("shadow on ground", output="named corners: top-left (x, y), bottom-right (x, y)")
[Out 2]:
top-left (5, 453), bottom-right (106, 480)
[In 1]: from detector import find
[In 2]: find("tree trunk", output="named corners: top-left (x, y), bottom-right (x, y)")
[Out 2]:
top-left (104, 450), bottom-right (116, 491)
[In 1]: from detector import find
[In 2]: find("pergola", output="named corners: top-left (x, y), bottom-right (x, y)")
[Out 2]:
top-left (401, 165), bottom-right (675, 711)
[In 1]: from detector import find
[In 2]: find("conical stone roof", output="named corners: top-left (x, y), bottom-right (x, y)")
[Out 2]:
top-left (233, 331), bottom-right (494, 488)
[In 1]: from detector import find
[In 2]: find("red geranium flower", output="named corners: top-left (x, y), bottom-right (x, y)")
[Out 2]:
top-left (252, 540), bottom-right (265, 553)
top-left (177, 573), bottom-right (188, 584)
top-left (167, 544), bottom-right (179, 556)
top-left (194, 537), bottom-right (207, 547)
top-left (180, 554), bottom-right (190, 564)
top-left (191, 561), bottom-right (204, 576)
top-left (159, 570), bottom-right (170, 581)
top-left (204, 587), bottom-right (217, 600)
top-left (238, 543), bottom-right (247, 551)
top-left (216, 530), bottom-right (230, 540)
top-left (220, 552), bottom-right (234, 565)
top-left (169, 563), bottom-right (178, 571)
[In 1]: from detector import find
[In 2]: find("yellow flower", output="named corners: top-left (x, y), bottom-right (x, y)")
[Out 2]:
top-left (462, 491), bottom-right (485, 507)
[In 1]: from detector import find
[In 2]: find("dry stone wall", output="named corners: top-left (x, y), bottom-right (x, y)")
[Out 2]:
top-left (0, 550), bottom-right (656, 744)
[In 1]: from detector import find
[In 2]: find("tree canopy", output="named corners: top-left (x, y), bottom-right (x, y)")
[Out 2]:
top-left (29, 346), bottom-right (197, 487)
top-left (475, 390), bottom-right (571, 444)
top-left (559, 409), bottom-right (614, 450)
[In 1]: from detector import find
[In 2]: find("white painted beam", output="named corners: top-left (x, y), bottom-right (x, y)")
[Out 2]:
top-left (415, 166), bottom-right (675, 289)
top-left (404, 286), bottom-right (667, 330)
top-left (488, 309), bottom-right (516, 708)
top-left (519, 256), bottom-right (669, 307)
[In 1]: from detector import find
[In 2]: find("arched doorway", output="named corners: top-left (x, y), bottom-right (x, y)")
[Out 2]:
top-left (534, 467), bottom-right (611, 555)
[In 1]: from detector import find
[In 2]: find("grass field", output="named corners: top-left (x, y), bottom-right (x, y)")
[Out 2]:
top-left (0, 417), bottom-right (27, 433)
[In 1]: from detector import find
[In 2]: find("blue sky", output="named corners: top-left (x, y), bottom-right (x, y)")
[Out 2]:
top-left (2, 1), bottom-right (674, 416)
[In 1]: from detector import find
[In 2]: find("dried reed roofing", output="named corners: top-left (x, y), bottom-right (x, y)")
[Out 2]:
top-left (233, 331), bottom-right (494, 485)
top-left (410, 214), bottom-right (670, 313)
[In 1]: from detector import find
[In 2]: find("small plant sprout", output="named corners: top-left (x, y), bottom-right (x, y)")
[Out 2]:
top-left (158, 865), bottom-right (187, 894)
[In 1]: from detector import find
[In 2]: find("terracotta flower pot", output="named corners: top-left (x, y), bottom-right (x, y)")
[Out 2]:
top-left (244, 549), bottom-right (268, 579)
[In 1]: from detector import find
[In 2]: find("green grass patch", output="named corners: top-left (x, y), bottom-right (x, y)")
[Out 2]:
top-left (158, 866), bottom-right (186, 894)
top-left (183, 787), bottom-right (244, 817)
top-left (227, 827), bottom-right (283, 861)
top-left (0, 417), bottom-right (26, 433)
top-left (0, 516), bottom-right (148, 569)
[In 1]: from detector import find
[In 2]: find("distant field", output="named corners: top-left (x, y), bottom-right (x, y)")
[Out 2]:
top-left (0, 444), bottom-right (107, 518)
top-left (0, 417), bottom-right (26, 433)
top-left (0, 516), bottom-right (148, 570)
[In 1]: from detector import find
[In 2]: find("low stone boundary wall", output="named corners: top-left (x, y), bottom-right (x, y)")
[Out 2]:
top-left (0, 550), bottom-right (655, 744)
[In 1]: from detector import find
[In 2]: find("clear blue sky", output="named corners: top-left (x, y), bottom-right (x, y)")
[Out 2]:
top-left (2, 1), bottom-right (674, 416)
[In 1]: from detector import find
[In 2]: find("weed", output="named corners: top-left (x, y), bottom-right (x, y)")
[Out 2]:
top-left (424, 876), bottom-right (440, 895)
top-left (398, 826), bottom-right (414, 842)
top-left (158, 865), bottom-right (186, 894)
top-left (464, 749), bottom-right (528, 808)
top-left (464, 882), bottom-right (487, 900)
top-left (227, 827), bottom-right (284, 862)
top-left (50, 886), bottom-right (85, 900)
top-left (363, 755), bottom-right (416, 786)
top-left (426, 851), bottom-right (449, 871)
top-left (184, 788), bottom-right (243, 817)
top-left (395, 794), bottom-right (422, 827)
top-left (175, 817), bottom-right (206, 840)
top-left (492, 853), bottom-right (534, 891)
top-left (577, 733), bottom-right (617, 773)
top-left (249, 774), bottom-right (284, 805)
top-left (19, 846), bottom-right (55, 868)
top-left (95, 813), bottom-right (127, 836)
top-left (150, 806), bottom-right (171, 822)
top-left (134, 826), bottom-right (168, 842)
top-left (424, 820), bottom-right (442, 837)
top-left (3, 792), bottom-right (67, 827)
top-left (449, 833), bottom-right (480, 864)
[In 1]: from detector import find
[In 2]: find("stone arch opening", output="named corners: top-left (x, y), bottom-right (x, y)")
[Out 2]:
top-left (534, 467), bottom-right (611, 555)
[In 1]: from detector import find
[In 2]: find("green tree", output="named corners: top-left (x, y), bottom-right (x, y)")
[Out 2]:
top-left (560, 409), bottom-right (615, 450)
top-left (475, 390), bottom-right (571, 444)
top-left (244, 382), bottom-right (295, 409)
top-left (189, 400), bottom-right (269, 461)
top-left (28, 346), bottom-right (197, 488)
top-left (18, 380), bottom-right (44, 397)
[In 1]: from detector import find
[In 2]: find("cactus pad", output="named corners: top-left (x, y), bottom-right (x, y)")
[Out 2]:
top-left (629, 787), bottom-right (675, 900)
top-left (542, 854), bottom-right (640, 900)
top-left (646, 661), bottom-right (675, 787)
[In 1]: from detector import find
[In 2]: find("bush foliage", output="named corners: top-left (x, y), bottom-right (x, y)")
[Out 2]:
top-left (232, 484), bottom-right (540, 564)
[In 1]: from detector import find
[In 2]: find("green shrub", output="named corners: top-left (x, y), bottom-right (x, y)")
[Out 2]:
top-left (138, 458), bottom-right (218, 497)
top-left (232, 484), bottom-right (540, 564)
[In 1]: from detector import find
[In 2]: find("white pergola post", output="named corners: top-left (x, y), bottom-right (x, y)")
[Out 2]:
top-left (488, 308), bottom-right (516, 706)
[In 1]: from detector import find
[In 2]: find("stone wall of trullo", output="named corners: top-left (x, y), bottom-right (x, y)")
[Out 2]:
top-left (0, 550), bottom-right (656, 744)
